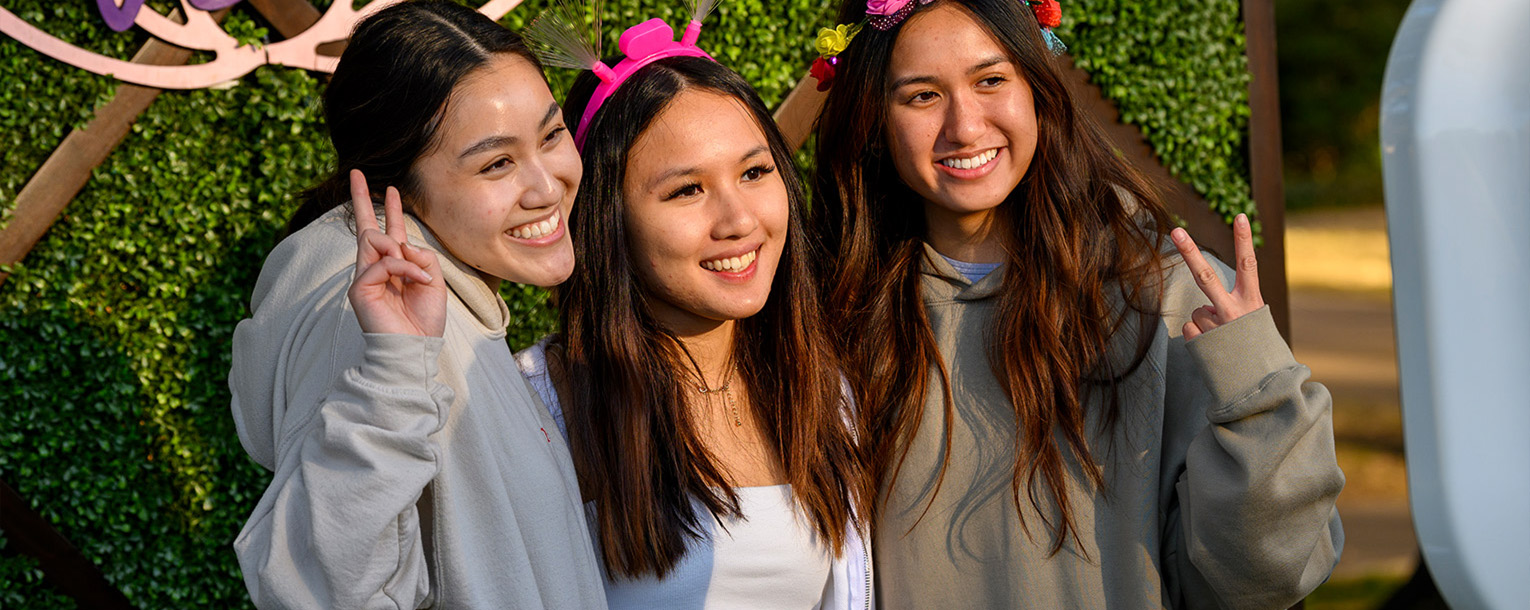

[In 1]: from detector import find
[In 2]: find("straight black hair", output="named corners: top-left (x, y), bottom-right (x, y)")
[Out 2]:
top-left (287, 0), bottom-right (542, 233)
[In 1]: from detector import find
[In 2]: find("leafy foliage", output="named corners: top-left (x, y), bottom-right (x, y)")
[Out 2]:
top-left (1062, 0), bottom-right (1256, 227)
top-left (0, 0), bottom-right (1252, 606)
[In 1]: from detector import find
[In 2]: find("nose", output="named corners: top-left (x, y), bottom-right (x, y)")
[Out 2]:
top-left (940, 90), bottom-right (985, 148)
top-left (518, 155), bottom-right (564, 211)
top-left (709, 185), bottom-right (759, 241)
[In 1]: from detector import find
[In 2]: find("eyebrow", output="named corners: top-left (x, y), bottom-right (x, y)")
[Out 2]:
top-left (456, 102), bottom-right (562, 160)
top-left (646, 145), bottom-right (771, 192)
top-left (889, 56), bottom-right (1012, 91)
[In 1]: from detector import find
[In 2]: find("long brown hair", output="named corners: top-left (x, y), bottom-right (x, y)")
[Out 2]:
top-left (811, 0), bottom-right (1174, 554)
top-left (558, 56), bottom-right (863, 578)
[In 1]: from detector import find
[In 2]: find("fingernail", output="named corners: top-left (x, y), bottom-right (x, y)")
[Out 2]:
top-left (421, 272), bottom-right (432, 282)
top-left (1237, 214), bottom-right (1248, 227)
top-left (1170, 228), bottom-right (1186, 243)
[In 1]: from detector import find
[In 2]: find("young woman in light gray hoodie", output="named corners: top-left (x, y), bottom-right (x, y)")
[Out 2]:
top-left (228, 2), bottom-right (603, 607)
top-left (809, 0), bottom-right (1344, 608)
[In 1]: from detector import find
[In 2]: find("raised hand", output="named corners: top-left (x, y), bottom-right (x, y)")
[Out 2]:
top-left (346, 170), bottom-right (448, 338)
top-left (1170, 213), bottom-right (1264, 341)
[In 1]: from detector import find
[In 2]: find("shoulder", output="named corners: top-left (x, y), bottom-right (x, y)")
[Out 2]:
top-left (513, 337), bottom-right (552, 382)
top-left (248, 207), bottom-right (359, 313)
top-left (513, 337), bottom-right (569, 438)
top-left (512, 337), bottom-right (562, 410)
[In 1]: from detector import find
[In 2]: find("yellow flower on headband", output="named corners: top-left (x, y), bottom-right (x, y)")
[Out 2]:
top-left (815, 23), bottom-right (862, 58)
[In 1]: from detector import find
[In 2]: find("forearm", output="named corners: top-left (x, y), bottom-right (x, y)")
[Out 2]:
top-left (1170, 308), bottom-right (1346, 609)
top-left (235, 334), bottom-right (453, 610)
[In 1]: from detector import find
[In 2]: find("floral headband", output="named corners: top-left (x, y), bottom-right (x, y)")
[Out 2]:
top-left (811, 0), bottom-right (1066, 91)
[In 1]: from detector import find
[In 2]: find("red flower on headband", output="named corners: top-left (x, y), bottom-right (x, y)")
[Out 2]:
top-left (811, 56), bottom-right (837, 91)
top-left (1031, 0), bottom-right (1061, 29)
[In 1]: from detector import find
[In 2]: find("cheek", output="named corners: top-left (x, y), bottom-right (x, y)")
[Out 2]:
top-left (764, 186), bottom-right (792, 238)
top-left (625, 214), bottom-right (685, 274)
top-left (551, 143), bottom-right (583, 190)
top-left (885, 114), bottom-right (922, 159)
top-left (1005, 92), bottom-right (1039, 144)
top-left (885, 112), bottom-right (939, 179)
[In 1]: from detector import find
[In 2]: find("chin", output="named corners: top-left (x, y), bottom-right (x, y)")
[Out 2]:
top-left (710, 304), bottom-right (767, 322)
top-left (502, 257), bottom-right (575, 287)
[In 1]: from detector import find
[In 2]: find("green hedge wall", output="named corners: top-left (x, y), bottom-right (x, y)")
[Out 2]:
top-left (0, 0), bottom-right (1252, 606)
top-left (1063, 0), bottom-right (1258, 229)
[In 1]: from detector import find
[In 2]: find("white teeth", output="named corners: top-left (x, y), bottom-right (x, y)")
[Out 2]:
top-left (510, 211), bottom-right (560, 240)
top-left (940, 149), bottom-right (997, 169)
top-left (701, 249), bottom-right (758, 272)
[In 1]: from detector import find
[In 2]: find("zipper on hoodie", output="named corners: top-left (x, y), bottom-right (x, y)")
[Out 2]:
top-left (862, 543), bottom-right (871, 610)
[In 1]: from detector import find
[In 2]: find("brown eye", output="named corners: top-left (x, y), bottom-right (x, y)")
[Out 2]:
top-left (742, 164), bottom-right (776, 182)
top-left (481, 157), bottom-right (513, 174)
top-left (665, 183), bottom-right (703, 201)
top-left (543, 125), bottom-right (566, 146)
top-left (908, 90), bottom-right (939, 104)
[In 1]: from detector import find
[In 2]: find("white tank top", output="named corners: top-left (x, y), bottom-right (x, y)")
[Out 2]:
top-left (603, 485), bottom-right (834, 609)
top-left (514, 344), bottom-right (835, 608)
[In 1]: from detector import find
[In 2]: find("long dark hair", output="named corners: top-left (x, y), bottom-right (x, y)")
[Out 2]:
top-left (287, 0), bottom-right (542, 233)
top-left (812, 0), bottom-right (1174, 555)
top-left (558, 56), bottom-right (862, 578)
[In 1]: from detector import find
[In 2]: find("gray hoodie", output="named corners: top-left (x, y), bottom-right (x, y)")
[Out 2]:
top-left (229, 206), bottom-right (605, 609)
top-left (872, 243), bottom-right (1344, 610)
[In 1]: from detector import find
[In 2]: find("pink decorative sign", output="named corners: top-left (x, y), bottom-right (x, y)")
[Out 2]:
top-left (0, 0), bottom-right (527, 89)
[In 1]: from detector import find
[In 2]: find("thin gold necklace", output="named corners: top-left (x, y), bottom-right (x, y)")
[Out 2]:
top-left (695, 368), bottom-right (742, 427)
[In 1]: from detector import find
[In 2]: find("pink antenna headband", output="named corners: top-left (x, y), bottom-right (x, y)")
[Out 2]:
top-left (575, 18), bottom-right (714, 147)
top-left (524, 0), bottom-right (720, 150)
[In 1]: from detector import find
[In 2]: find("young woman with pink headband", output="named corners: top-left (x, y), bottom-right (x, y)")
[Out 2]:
top-left (514, 3), bottom-right (871, 607)
top-left (809, 0), bottom-right (1344, 607)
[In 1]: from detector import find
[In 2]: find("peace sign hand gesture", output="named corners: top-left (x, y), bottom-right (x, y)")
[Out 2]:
top-left (346, 169), bottom-right (448, 338)
top-left (1171, 213), bottom-right (1264, 341)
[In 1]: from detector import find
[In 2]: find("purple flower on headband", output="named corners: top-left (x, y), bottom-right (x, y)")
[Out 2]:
top-left (865, 0), bottom-right (912, 16)
top-left (866, 0), bottom-right (935, 30)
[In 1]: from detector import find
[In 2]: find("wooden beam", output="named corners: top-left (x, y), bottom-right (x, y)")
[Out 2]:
top-left (1058, 51), bottom-right (1290, 341)
top-left (1241, 0), bottom-right (1291, 340)
top-left (246, 0), bottom-right (321, 39)
top-left (0, 479), bottom-right (135, 610)
top-left (0, 14), bottom-right (215, 287)
top-left (773, 74), bottom-right (827, 153)
top-left (246, 0), bottom-right (346, 56)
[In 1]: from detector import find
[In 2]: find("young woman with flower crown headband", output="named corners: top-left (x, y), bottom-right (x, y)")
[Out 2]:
top-left (511, 1), bottom-right (871, 608)
top-left (809, 0), bottom-right (1344, 607)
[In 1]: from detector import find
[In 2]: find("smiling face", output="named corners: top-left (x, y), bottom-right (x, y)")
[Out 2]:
top-left (621, 89), bottom-right (789, 333)
top-left (409, 54), bottom-right (580, 288)
top-left (884, 3), bottom-right (1037, 249)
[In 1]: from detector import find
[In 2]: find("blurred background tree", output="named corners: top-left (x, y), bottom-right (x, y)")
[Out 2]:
top-left (1277, 0), bottom-right (1410, 210)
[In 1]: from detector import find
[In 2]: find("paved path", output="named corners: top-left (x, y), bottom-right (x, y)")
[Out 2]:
top-left (1286, 207), bottom-right (1417, 580)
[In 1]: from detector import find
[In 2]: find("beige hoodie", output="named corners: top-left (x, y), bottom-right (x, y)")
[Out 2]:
top-left (873, 243), bottom-right (1344, 610)
top-left (229, 206), bottom-right (605, 609)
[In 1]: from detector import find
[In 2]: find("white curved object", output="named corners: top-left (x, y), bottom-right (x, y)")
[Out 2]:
top-left (1380, 0), bottom-right (1530, 608)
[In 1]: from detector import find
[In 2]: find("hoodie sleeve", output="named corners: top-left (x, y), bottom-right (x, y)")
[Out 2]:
top-left (230, 224), bottom-right (451, 610)
top-left (1157, 255), bottom-right (1346, 610)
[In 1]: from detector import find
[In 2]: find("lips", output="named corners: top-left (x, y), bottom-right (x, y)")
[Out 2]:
top-left (938, 148), bottom-right (999, 170)
top-left (508, 210), bottom-right (560, 240)
top-left (700, 247), bottom-right (758, 272)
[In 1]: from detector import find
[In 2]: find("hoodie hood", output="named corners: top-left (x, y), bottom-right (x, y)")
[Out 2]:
top-left (229, 206), bottom-right (509, 469)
